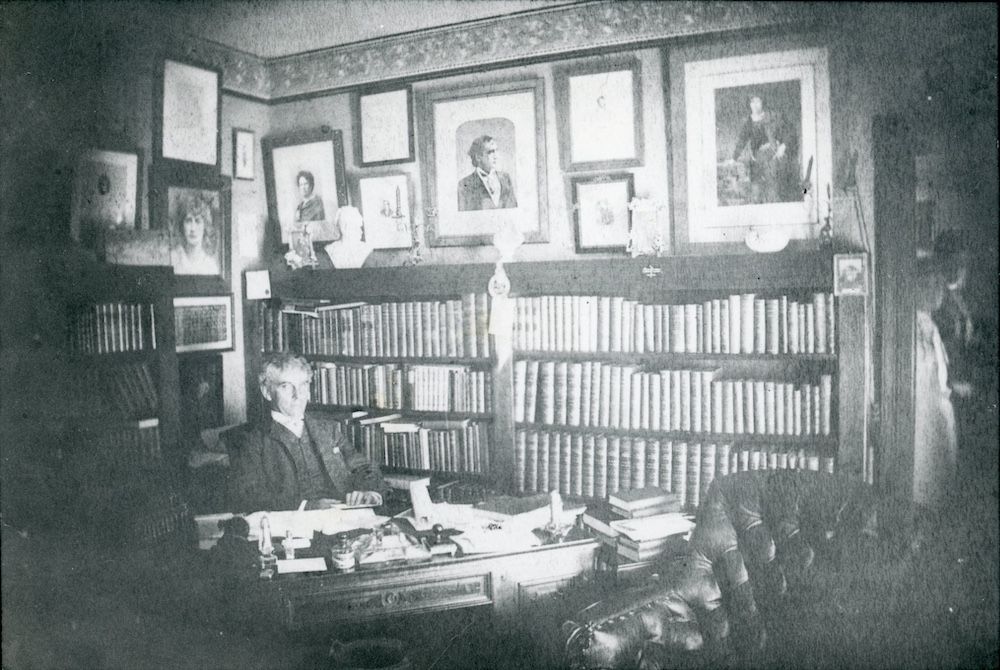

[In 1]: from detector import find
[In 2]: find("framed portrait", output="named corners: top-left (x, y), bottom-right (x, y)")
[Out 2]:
top-left (571, 172), bottom-right (635, 253)
top-left (154, 57), bottom-right (221, 172)
top-left (262, 127), bottom-right (348, 252)
top-left (70, 148), bottom-right (142, 250)
top-left (669, 42), bottom-right (832, 250)
top-left (555, 57), bottom-right (644, 171)
top-left (232, 128), bottom-right (255, 181)
top-left (152, 164), bottom-right (231, 293)
top-left (173, 295), bottom-right (234, 353)
top-left (356, 173), bottom-right (413, 249)
top-left (833, 252), bottom-right (868, 296)
top-left (353, 86), bottom-right (415, 167)
top-left (417, 78), bottom-right (548, 247)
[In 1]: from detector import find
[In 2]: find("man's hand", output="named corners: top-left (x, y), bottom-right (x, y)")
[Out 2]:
top-left (346, 490), bottom-right (383, 506)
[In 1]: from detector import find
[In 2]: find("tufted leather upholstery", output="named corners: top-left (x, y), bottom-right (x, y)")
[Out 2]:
top-left (563, 471), bottom-right (877, 669)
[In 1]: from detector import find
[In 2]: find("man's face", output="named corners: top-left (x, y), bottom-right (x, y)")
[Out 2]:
top-left (476, 141), bottom-right (498, 173)
top-left (262, 365), bottom-right (311, 420)
top-left (750, 97), bottom-right (763, 115)
top-left (298, 176), bottom-right (313, 199)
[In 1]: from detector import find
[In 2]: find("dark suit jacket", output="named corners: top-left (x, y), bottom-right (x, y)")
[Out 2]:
top-left (457, 170), bottom-right (517, 211)
top-left (223, 412), bottom-right (385, 512)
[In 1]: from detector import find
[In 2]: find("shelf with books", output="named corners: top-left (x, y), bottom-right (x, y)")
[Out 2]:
top-left (60, 264), bottom-right (184, 545)
top-left (253, 262), bottom-right (503, 487)
top-left (513, 423), bottom-right (838, 448)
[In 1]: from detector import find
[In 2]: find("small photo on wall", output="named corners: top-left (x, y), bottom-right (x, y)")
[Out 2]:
top-left (71, 148), bottom-right (141, 249)
top-left (833, 252), bottom-right (868, 296)
top-left (357, 173), bottom-right (413, 249)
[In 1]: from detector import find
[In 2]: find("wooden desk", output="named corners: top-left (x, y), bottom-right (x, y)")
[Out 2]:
top-left (264, 539), bottom-right (598, 630)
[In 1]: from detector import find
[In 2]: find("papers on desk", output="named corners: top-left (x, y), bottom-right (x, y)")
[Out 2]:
top-left (244, 508), bottom-right (388, 540)
top-left (608, 513), bottom-right (695, 543)
top-left (277, 557), bottom-right (328, 574)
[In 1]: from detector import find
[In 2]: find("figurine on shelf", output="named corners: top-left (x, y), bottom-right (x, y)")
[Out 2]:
top-left (324, 206), bottom-right (372, 269)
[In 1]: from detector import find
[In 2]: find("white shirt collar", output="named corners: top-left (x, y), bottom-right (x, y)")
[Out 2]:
top-left (271, 410), bottom-right (304, 438)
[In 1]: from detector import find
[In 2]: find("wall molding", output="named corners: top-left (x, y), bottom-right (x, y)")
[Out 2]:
top-left (179, 1), bottom-right (818, 102)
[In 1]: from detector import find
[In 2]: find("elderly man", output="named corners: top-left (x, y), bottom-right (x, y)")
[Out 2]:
top-left (224, 352), bottom-right (385, 512)
top-left (457, 135), bottom-right (517, 211)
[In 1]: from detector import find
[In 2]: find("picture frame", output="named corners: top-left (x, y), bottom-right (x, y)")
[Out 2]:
top-left (417, 78), bottom-right (548, 247)
top-left (571, 172), bottom-right (635, 253)
top-left (262, 127), bottom-right (348, 253)
top-left (70, 147), bottom-right (142, 250)
top-left (669, 42), bottom-right (832, 250)
top-left (173, 295), bottom-right (234, 353)
top-left (232, 128), bottom-right (255, 181)
top-left (555, 57), bottom-right (644, 171)
top-left (154, 57), bottom-right (221, 173)
top-left (353, 86), bottom-right (415, 167)
top-left (151, 163), bottom-right (231, 294)
top-left (356, 173), bottom-right (414, 250)
top-left (833, 252), bottom-right (868, 296)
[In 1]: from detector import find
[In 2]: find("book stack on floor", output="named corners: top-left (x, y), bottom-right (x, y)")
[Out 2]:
top-left (582, 486), bottom-right (693, 562)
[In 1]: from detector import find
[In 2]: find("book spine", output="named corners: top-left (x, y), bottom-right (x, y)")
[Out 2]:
top-left (813, 292), bottom-right (827, 354)
top-left (594, 435), bottom-right (608, 499)
top-left (582, 434), bottom-right (595, 498)
top-left (514, 430), bottom-right (526, 492)
top-left (526, 431), bottom-right (538, 493)
top-left (559, 432), bottom-right (572, 495)
top-left (646, 438), bottom-right (661, 488)
top-left (671, 442), bottom-right (687, 508)
top-left (619, 437), bottom-right (632, 491)
top-left (571, 434), bottom-right (584, 497)
top-left (687, 442), bottom-right (702, 511)
top-left (607, 435), bottom-right (621, 494)
top-left (549, 431), bottom-right (561, 493)
top-left (631, 437), bottom-right (646, 489)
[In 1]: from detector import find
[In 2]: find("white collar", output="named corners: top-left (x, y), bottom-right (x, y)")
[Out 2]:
top-left (271, 410), bottom-right (304, 438)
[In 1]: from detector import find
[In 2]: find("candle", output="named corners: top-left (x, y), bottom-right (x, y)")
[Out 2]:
top-left (549, 490), bottom-right (563, 525)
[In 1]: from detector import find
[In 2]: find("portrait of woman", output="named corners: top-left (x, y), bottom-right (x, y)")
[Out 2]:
top-left (169, 188), bottom-right (222, 276)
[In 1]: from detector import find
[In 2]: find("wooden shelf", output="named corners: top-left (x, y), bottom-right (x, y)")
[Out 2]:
top-left (514, 422), bottom-right (839, 450)
top-left (304, 354), bottom-right (493, 366)
top-left (313, 405), bottom-right (494, 422)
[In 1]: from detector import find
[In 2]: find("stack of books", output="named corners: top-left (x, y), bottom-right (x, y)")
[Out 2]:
top-left (609, 512), bottom-right (695, 562)
top-left (581, 489), bottom-right (694, 563)
top-left (608, 486), bottom-right (683, 518)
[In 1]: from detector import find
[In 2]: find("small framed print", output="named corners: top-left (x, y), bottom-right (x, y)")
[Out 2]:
top-left (262, 127), bottom-right (348, 253)
top-left (356, 173), bottom-right (413, 249)
top-left (555, 57), bottom-right (644, 172)
top-left (155, 57), bottom-right (222, 172)
top-left (833, 252), bottom-right (868, 296)
top-left (70, 148), bottom-right (142, 250)
top-left (151, 163), bottom-right (231, 294)
top-left (173, 295), bottom-right (234, 353)
top-left (232, 128), bottom-right (255, 180)
top-left (571, 172), bottom-right (635, 253)
top-left (353, 86), bottom-right (415, 167)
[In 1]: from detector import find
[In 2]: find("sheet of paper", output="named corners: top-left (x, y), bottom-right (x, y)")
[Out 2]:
top-left (244, 508), bottom-right (384, 540)
top-left (277, 557), bottom-right (328, 574)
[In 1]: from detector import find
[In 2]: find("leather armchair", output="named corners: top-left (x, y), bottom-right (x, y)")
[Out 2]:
top-left (563, 471), bottom-right (878, 669)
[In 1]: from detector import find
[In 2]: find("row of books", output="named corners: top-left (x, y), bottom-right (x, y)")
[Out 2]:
top-left (514, 360), bottom-right (834, 436)
top-left (68, 361), bottom-right (160, 419)
top-left (312, 362), bottom-right (492, 413)
top-left (75, 418), bottom-right (162, 472)
top-left (259, 294), bottom-right (492, 359)
top-left (514, 430), bottom-right (835, 510)
top-left (512, 292), bottom-right (836, 355)
top-left (333, 413), bottom-right (490, 474)
top-left (68, 302), bottom-right (156, 354)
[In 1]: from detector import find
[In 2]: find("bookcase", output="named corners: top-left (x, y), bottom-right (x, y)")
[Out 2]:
top-left (252, 251), bottom-right (864, 508)
top-left (249, 264), bottom-right (498, 489)
top-left (61, 264), bottom-right (186, 544)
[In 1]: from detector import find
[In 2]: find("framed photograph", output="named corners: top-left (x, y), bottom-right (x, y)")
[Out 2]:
top-left (70, 148), bottom-right (142, 250)
top-left (833, 252), bottom-right (868, 296)
top-left (232, 128), bottom-right (255, 180)
top-left (417, 78), bottom-right (548, 247)
top-left (356, 173), bottom-right (413, 249)
top-left (173, 295), bottom-right (234, 353)
top-left (555, 57), bottom-right (644, 171)
top-left (353, 86), bottom-right (415, 167)
top-left (152, 164), bottom-right (231, 293)
top-left (571, 172), bottom-right (635, 253)
top-left (154, 57), bottom-right (221, 172)
top-left (669, 43), bottom-right (832, 249)
top-left (262, 127), bottom-right (348, 252)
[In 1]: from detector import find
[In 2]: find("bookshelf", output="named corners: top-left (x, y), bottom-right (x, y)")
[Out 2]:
top-left (250, 264), bottom-right (499, 486)
top-left (252, 251), bottom-right (864, 507)
top-left (61, 264), bottom-right (185, 544)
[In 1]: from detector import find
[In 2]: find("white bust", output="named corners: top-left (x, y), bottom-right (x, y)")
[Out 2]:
top-left (324, 206), bottom-right (372, 269)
